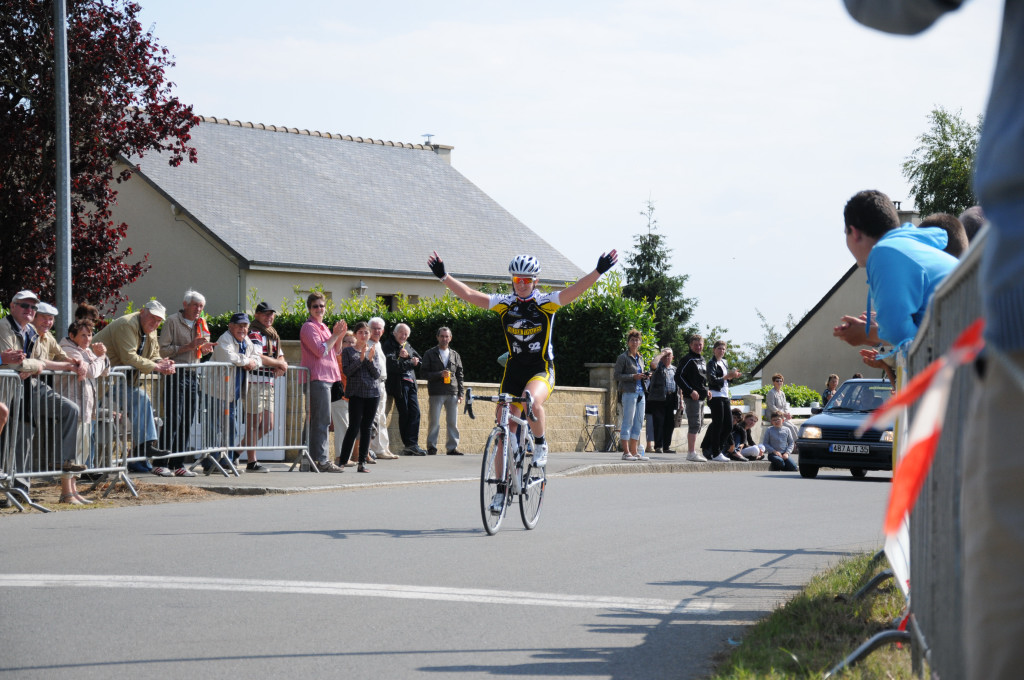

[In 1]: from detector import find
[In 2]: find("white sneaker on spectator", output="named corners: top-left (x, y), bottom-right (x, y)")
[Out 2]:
top-left (636, 453), bottom-right (650, 461)
top-left (712, 453), bottom-right (731, 462)
top-left (532, 443), bottom-right (548, 467)
top-left (151, 466), bottom-right (172, 477)
top-left (622, 452), bottom-right (637, 461)
top-left (686, 452), bottom-right (708, 462)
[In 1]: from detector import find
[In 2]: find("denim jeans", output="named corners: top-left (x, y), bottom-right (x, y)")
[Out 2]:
top-left (619, 391), bottom-right (645, 441)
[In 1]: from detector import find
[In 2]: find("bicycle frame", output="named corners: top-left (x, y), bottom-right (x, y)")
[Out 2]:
top-left (466, 388), bottom-right (546, 534)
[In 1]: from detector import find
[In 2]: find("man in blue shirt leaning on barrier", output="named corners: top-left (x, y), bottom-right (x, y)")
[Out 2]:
top-left (833, 189), bottom-right (958, 353)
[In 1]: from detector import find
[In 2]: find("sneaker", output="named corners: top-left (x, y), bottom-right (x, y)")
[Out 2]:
top-left (151, 466), bottom-right (173, 477)
top-left (246, 462), bottom-right (270, 473)
top-left (532, 443), bottom-right (548, 467)
top-left (489, 492), bottom-right (506, 514)
top-left (315, 460), bottom-right (345, 473)
top-left (653, 447), bottom-right (662, 454)
top-left (622, 452), bottom-right (637, 461)
top-left (446, 449), bottom-right (464, 456)
top-left (636, 454), bottom-right (651, 461)
top-left (174, 467), bottom-right (197, 477)
top-left (686, 452), bottom-right (708, 462)
top-left (712, 453), bottom-right (731, 462)
top-left (663, 448), bottom-right (676, 454)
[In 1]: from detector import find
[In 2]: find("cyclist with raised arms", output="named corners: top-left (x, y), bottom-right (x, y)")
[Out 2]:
top-left (427, 249), bottom-right (618, 471)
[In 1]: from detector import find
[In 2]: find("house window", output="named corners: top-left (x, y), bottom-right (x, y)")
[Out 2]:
top-left (376, 294), bottom-right (418, 311)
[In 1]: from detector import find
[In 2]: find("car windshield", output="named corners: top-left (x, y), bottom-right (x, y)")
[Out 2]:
top-left (825, 381), bottom-right (892, 413)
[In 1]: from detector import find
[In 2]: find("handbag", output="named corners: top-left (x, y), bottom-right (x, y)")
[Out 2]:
top-left (330, 380), bottom-right (345, 402)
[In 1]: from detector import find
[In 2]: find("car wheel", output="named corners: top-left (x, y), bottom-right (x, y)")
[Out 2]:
top-left (799, 464), bottom-right (818, 479)
top-left (850, 468), bottom-right (867, 478)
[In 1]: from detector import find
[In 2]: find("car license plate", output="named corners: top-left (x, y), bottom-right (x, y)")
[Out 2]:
top-left (831, 443), bottom-right (869, 454)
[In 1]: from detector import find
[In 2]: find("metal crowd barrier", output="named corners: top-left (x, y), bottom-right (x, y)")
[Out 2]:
top-left (904, 229), bottom-right (986, 678)
top-left (1, 360), bottom-right (313, 512)
top-left (1, 370), bottom-right (27, 508)
top-left (113, 362), bottom-right (312, 477)
top-left (1, 369), bottom-right (130, 512)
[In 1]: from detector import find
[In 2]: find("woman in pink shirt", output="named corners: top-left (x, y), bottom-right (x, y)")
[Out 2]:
top-left (300, 292), bottom-right (347, 472)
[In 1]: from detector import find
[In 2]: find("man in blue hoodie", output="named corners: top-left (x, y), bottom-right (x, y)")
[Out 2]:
top-left (833, 189), bottom-right (958, 351)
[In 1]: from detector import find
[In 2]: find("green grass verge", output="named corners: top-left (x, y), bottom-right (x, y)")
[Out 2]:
top-left (709, 551), bottom-right (912, 679)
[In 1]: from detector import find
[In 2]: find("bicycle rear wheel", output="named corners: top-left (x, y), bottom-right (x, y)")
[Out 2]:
top-left (480, 429), bottom-right (509, 535)
top-left (519, 434), bottom-right (546, 529)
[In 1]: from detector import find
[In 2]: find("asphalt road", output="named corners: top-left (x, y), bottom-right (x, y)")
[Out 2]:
top-left (0, 469), bottom-right (891, 679)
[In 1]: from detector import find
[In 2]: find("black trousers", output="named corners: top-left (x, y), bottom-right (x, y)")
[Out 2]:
top-left (340, 395), bottom-right (380, 465)
top-left (701, 396), bottom-right (731, 455)
top-left (648, 397), bottom-right (677, 450)
top-left (161, 371), bottom-right (198, 465)
top-left (391, 380), bottom-right (421, 447)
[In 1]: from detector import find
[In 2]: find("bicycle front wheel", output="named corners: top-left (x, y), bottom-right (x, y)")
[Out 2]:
top-left (520, 435), bottom-right (546, 529)
top-left (480, 429), bottom-right (509, 535)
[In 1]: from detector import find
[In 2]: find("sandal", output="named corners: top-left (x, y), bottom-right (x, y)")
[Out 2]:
top-left (58, 494), bottom-right (85, 505)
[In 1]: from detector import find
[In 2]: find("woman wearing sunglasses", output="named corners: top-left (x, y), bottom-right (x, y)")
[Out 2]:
top-left (299, 292), bottom-right (347, 473)
top-left (427, 249), bottom-right (617, 470)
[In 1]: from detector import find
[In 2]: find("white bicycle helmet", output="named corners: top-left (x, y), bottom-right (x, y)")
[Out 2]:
top-left (508, 254), bottom-right (541, 278)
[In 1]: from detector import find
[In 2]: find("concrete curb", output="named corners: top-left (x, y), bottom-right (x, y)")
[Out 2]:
top-left (557, 460), bottom-right (773, 477)
top-left (194, 460), bottom-right (773, 496)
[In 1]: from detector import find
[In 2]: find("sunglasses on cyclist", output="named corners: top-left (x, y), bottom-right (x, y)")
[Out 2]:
top-left (511, 276), bottom-right (536, 285)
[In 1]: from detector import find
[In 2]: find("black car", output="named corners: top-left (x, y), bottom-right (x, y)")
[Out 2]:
top-left (796, 378), bottom-right (894, 479)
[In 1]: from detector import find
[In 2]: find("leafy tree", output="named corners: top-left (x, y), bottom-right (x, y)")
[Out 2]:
top-left (621, 199), bottom-right (696, 351)
top-left (0, 0), bottom-right (198, 310)
top-left (902, 107), bottom-right (982, 216)
top-left (740, 308), bottom-right (796, 371)
top-left (699, 323), bottom-right (750, 379)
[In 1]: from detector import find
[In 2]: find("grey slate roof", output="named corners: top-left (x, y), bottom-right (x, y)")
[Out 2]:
top-left (129, 117), bottom-right (584, 283)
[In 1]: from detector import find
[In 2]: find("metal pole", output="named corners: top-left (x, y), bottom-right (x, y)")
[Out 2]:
top-left (53, 0), bottom-right (73, 320)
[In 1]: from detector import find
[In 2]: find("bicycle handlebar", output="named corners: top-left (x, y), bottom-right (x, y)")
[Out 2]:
top-left (463, 388), bottom-right (536, 422)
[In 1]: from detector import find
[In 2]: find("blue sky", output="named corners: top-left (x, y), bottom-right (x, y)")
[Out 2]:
top-left (135, 0), bottom-right (999, 349)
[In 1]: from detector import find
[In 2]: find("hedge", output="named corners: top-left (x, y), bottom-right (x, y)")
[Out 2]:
top-left (750, 383), bottom-right (822, 408)
top-left (207, 273), bottom-right (657, 387)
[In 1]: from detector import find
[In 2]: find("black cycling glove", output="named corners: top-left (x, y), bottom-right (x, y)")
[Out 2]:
top-left (596, 252), bottom-right (617, 274)
top-left (428, 256), bottom-right (447, 279)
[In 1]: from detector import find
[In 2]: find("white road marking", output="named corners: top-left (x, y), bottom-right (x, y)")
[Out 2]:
top-left (0, 573), bottom-right (728, 615)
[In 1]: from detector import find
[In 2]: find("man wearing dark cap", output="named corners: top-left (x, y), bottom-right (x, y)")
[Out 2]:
top-left (204, 312), bottom-right (261, 474)
top-left (242, 302), bottom-right (288, 472)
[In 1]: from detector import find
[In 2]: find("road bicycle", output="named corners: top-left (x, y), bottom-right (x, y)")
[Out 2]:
top-left (464, 388), bottom-right (547, 535)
